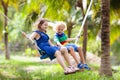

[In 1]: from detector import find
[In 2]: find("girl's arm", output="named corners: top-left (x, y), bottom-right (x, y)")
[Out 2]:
top-left (48, 40), bottom-right (54, 46)
top-left (28, 32), bottom-right (42, 51)
top-left (30, 32), bottom-right (38, 40)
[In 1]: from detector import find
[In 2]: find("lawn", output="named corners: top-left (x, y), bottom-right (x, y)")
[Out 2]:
top-left (0, 54), bottom-right (119, 80)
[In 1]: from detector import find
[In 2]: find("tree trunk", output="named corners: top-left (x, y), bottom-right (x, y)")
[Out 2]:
top-left (99, 0), bottom-right (112, 76)
top-left (67, 21), bottom-right (74, 38)
top-left (2, 0), bottom-right (10, 60)
top-left (83, 21), bottom-right (88, 60)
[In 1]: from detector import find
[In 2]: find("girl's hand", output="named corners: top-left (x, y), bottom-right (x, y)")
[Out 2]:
top-left (21, 31), bottom-right (28, 39)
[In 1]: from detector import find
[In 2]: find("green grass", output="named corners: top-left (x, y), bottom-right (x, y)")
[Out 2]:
top-left (0, 54), bottom-right (120, 80)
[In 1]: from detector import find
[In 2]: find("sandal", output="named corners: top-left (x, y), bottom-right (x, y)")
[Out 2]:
top-left (83, 64), bottom-right (91, 70)
top-left (64, 68), bottom-right (76, 75)
top-left (77, 62), bottom-right (84, 69)
top-left (68, 66), bottom-right (79, 72)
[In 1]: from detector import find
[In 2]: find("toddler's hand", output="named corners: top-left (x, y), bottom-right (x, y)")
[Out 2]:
top-left (76, 35), bottom-right (80, 39)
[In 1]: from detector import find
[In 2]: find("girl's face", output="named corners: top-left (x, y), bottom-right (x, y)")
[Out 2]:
top-left (39, 21), bottom-right (48, 31)
top-left (56, 25), bottom-right (64, 34)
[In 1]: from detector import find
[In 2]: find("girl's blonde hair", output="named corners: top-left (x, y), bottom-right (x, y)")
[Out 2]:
top-left (53, 21), bottom-right (67, 31)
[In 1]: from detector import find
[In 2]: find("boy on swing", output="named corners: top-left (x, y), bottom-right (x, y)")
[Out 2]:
top-left (53, 21), bottom-right (90, 70)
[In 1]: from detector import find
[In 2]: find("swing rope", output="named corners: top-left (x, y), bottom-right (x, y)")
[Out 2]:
top-left (75, 0), bottom-right (93, 44)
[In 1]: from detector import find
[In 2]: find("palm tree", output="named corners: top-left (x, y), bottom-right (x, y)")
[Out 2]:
top-left (99, 0), bottom-right (112, 76)
top-left (0, 0), bottom-right (26, 59)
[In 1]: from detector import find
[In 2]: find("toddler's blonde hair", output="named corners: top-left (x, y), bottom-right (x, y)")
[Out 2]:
top-left (53, 21), bottom-right (67, 32)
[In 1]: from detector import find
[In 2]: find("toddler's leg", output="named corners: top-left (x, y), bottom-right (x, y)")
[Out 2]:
top-left (69, 47), bottom-right (80, 64)
top-left (77, 47), bottom-right (91, 70)
top-left (77, 47), bottom-right (86, 64)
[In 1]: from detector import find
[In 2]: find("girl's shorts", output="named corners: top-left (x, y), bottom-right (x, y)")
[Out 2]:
top-left (42, 46), bottom-right (60, 60)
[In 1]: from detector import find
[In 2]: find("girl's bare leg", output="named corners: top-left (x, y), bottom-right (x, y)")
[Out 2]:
top-left (60, 47), bottom-right (79, 71)
top-left (55, 51), bottom-right (68, 70)
top-left (60, 47), bottom-right (73, 66)
top-left (55, 50), bottom-right (76, 74)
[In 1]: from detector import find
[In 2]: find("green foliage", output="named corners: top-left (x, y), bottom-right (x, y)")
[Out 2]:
top-left (0, 43), bottom-right (4, 51)
top-left (110, 0), bottom-right (120, 46)
top-left (21, 0), bottom-right (42, 14)
top-left (111, 37), bottom-right (120, 54)
top-left (110, 21), bottom-right (120, 45)
top-left (8, 12), bottom-right (26, 41)
top-left (24, 11), bottom-right (38, 30)
top-left (87, 40), bottom-right (101, 56)
top-left (111, 0), bottom-right (120, 11)
top-left (111, 37), bottom-right (120, 64)
top-left (92, 0), bottom-right (101, 19)
top-left (67, 0), bottom-right (76, 6)
top-left (44, 0), bottom-right (70, 20)
top-left (24, 48), bottom-right (38, 57)
top-left (0, 14), bottom-right (4, 41)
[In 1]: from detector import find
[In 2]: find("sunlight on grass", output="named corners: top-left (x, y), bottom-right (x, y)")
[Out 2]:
top-left (1, 71), bottom-right (17, 79)
top-left (11, 55), bottom-right (44, 62)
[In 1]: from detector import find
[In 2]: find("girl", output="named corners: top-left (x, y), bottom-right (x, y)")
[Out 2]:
top-left (54, 21), bottom-right (90, 70)
top-left (28, 18), bottom-right (78, 75)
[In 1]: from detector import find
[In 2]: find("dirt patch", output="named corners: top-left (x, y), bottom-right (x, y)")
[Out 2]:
top-left (39, 52), bottom-right (101, 66)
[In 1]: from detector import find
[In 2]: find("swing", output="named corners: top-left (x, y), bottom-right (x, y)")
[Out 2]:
top-left (21, 31), bottom-right (49, 59)
top-left (37, 44), bottom-right (49, 59)
top-left (38, 49), bottom-right (49, 59)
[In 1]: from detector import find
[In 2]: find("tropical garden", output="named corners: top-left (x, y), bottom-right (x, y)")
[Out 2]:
top-left (0, 0), bottom-right (120, 80)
